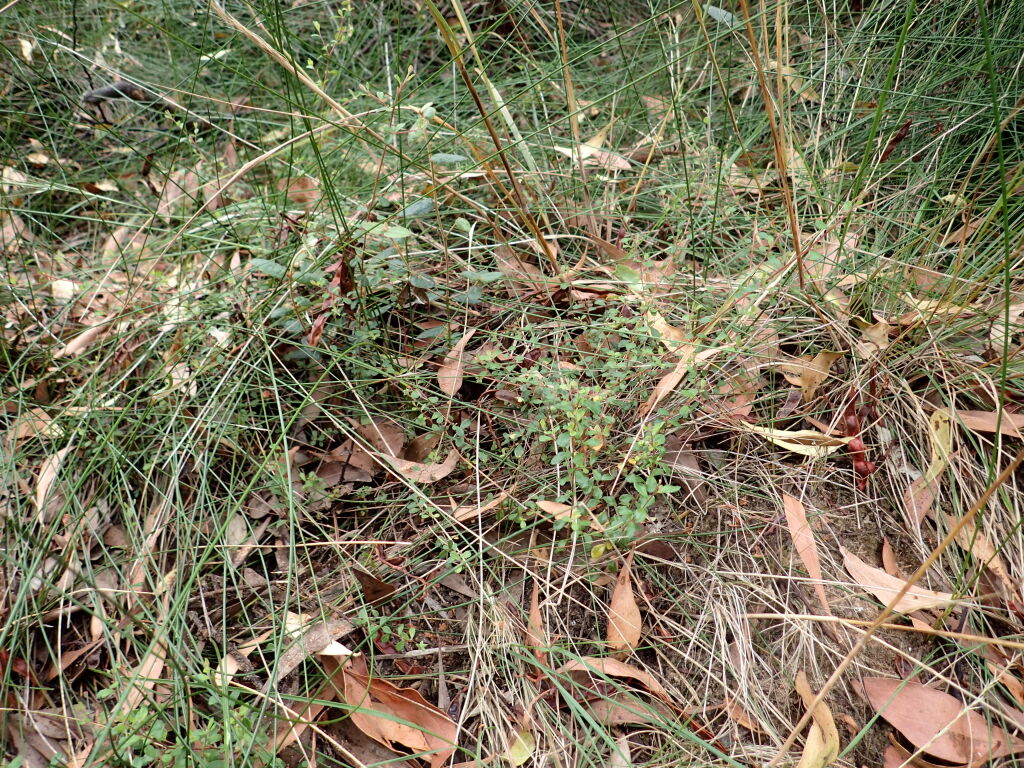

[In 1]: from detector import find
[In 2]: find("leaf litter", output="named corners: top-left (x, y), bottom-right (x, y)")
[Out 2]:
top-left (9, 9), bottom-right (1024, 768)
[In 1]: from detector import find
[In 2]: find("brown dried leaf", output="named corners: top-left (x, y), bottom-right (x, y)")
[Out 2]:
top-left (663, 437), bottom-right (707, 505)
top-left (277, 175), bottom-right (320, 208)
top-left (356, 418), bottom-right (405, 458)
top-left (782, 493), bottom-right (830, 615)
top-left (404, 432), bottom-right (441, 462)
top-left (535, 500), bottom-right (605, 531)
top-left (438, 329), bottom-right (476, 396)
top-left (384, 448), bottom-right (460, 483)
top-left (942, 216), bottom-right (984, 246)
top-left (156, 168), bottom-right (198, 220)
top-left (587, 693), bottom-right (673, 726)
top-left (494, 246), bottom-right (546, 297)
top-left (557, 656), bottom-right (672, 705)
top-left (5, 407), bottom-right (57, 446)
top-left (607, 734), bottom-right (632, 768)
top-left (321, 717), bottom-right (419, 768)
top-left (723, 696), bottom-right (766, 733)
top-left (525, 581), bottom-right (547, 666)
top-left (35, 445), bottom-right (73, 517)
top-left (352, 566), bottom-right (398, 605)
top-left (841, 548), bottom-right (955, 613)
top-left (880, 538), bottom-right (902, 578)
top-left (317, 439), bottom-right (375, 486)
top-left (862, 678), bottom-right (1024, 764)
top-left (584, 149), bottom-right (631, 171)
top-left (452, 491), bottom-right (509, 522)
top-left (334, 654), bottom-right (458, 768)
top-left (267, 616), bottom-right (355, 691)
top-left (54, 320), bottom-right (110, 358)
top-left (641, 347), bottom-right (721, 417)
top-left (607, 553), bottom-right (642, 657)
top-left (955, 409), bottom-right (1024, 439)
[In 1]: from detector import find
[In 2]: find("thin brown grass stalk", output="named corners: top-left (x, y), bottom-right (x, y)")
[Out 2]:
top-left (737, 0), bottom-right (805, 291)
top-left (423, 0), bottom-right (560, 273)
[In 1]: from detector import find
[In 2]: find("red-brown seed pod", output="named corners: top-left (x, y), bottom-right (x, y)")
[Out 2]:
top-left (853, 459), bottom-right (876, 477)
top-left (848, 437), bottom-right (865, 454)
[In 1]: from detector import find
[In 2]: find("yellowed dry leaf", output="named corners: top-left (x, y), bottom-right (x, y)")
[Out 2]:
top-left (503, 721), bottom-right (535, 766)
top-left (741, 424), bottom-right (851, 458)
top-left (903, 409), bottom-right (951, 525)
top-left (553, 120), bottom-right (614, 161)
top-left (895, 293), bottom-right (973, 325)
top-left (35, 445), bottom-right (73, 515)
top-left (770, 61), bottom-right (821, 102)
top-left (782, 493), bottom-right (830, 615)
top-left (646, 313), bottom-right (689, 353)
top-left (794, 670), bottom-right (839, 768)
top-left (607, 553), bottom-right (641, 656)
top-left (856, 320), bottom-right (891, 358)
top-left (946, 512), bottom-right (1018, 602)
top-left (778, 351), bottom-right (844, 402)
top-left (841, 547), bottom-right (956, 613)
top-left (438, 329), bottom-right (476, 396)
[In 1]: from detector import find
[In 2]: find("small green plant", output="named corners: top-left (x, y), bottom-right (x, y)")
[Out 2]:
top-left (355, 605), bottom-right (418, 651)
top-left (94, 679), bottom-right (284, 768)
top-left (473, 306), bottom-right (696, 539)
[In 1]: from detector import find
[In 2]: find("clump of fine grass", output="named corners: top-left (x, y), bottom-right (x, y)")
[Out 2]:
top-left (3, 0), bottom-right (1024, 766)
